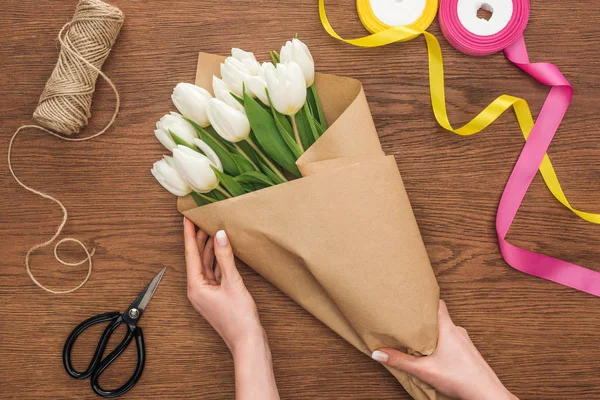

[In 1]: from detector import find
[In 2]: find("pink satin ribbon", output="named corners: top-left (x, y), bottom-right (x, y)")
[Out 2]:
top-left (440, 0), bottom-right (600, 296)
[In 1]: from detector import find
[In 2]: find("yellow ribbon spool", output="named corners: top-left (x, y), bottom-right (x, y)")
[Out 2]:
top-left (319, 0), bottom-right (600, 224)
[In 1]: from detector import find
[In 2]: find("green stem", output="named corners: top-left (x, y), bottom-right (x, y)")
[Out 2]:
top-left (215, 185), bottom-right (232, 198)
top-left (246, 139), bottom-right (288, 182)
top-left (233, 143), bottom-right (259, 171)
top-left (290, 114), bottom-right (305, 152)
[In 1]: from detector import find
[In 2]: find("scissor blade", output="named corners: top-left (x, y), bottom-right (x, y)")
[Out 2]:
top-left (136, 267), bottom-right (167, 313)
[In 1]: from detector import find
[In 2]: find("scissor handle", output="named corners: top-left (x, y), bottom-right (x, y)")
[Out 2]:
top-left (63, 311), bottom-right (146, 398)
top-left (63, 311), bottom-right (122, 379)
top-left (90, 325), bottom-right (145, 398)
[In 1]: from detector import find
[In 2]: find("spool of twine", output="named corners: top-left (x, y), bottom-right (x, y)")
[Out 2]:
top-left (7, 0), bottom-right (125, 294)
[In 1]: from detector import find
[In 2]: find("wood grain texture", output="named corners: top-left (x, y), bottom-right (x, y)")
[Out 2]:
top-left (1, 0), bottom-right (598, 398)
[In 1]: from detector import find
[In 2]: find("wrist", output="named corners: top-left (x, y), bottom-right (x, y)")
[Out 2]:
top-left (489, 382), bottom-right (518, 400)
top-left (230, 326), bottom-right (269, 360)
top-left (464, 385), bottom-right (517, 400)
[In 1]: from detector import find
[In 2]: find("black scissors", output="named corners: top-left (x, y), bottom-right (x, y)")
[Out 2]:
top-left (62, 267), bottom-right (167, 398)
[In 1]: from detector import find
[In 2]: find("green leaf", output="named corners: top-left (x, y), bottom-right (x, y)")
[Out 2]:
top-left (243, 92), bottom-right (301, 177)
top-left (169, 130), bottom-right (196, 150)
top-left (239, 182), bottom-right (255, 192)
top-left (257, 157), bottom-right (285, 185)
top-left (308, 84), bottom-right (327, 129)
top-left (231, 92), bottom-right (244, 107)
top-left (265, 89), bottom-right (294, 139)
top-left (235, 141), bottom-right (260, 165)
top-left (314, 118), bottom-right (325, 136)
top-left (294, 108), bottom-right (315, 150)
top-left (303, 102), bottom-right (320, 142)
top-left (204, 125), bottom-right (237, 152)
top-left (306, 89), bottom-right (319, 122)
top-left (231, 153), bottom-right (256, 173)
top-left (265, 90), bottom-right (302, 159)
top-left (191, 192), bottom-right (217, 205)
top-left (278, 122), bottom-right (303, 159)
top-left (234, 171), bottom-right (275, 187)
top-left (270, 51), bottom-right (279, 65)
top-left (191, 192), bottom-right (207, 206)
top-left (186, 120), bottom-right (239, 176)
top-left (274, 112), bottom-right (294, 138)
top-left (211, 166), bottom-right (245, 197)
top-left (209, 189), bottom-right (228, 201)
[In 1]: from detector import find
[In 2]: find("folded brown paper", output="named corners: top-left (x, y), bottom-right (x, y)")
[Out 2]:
top-left (179, 53), bottom-right (443, 399)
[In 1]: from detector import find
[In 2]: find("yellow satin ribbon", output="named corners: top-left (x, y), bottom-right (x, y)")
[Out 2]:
top-left (319, 0), bottom-right (600, 224)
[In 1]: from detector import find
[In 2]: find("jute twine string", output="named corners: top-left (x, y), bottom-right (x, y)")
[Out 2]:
top-left (7, 0), bottom-right (124, 294)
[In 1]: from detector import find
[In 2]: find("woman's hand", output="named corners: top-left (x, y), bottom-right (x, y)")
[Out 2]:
top-left (184, 216), bottom-right (263, 352)
top-left (372, 300), bottom-right (517, 400)
top-left (184, 217), bottom-right (280, 400)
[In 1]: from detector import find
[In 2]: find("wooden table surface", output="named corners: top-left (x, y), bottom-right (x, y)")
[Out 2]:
top-left (1, 0), bottom-right (599, 398)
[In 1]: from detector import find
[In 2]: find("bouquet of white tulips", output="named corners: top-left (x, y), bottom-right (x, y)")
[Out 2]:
top-left (152, 38), bottom-right (328, 203)
top-left (151, 39), bottom-right (443, 400)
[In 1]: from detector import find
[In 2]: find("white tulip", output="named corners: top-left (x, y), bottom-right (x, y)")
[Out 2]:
top-left (193, 138), bottom-right (223, 172)
top-left (212, 76), bottom-right (245, 114)
top-left (220, 58), bottom-right (253, 97)
top-left (154, 112), bottom-right (198, 151)
top-left (265, 61), bottom-right (306, 116)
top-left (207, 98), bottom-right (251, 143)
top-left (172, 145), bottom-right (219, 193)
top-left (231, 48), bottom-right (262, 76)
top-left (231, 48), bottom-right (258, 64)
top-left (171, 83), bottom-right (212, 128)
top-left (244, 62), bottom-right (272, 105)
top-left (151, 155), bottom-right (191, 197)
top-left (280, 38), bottom-right (315, 87)
top-left (220, 49), bottom-right (262, 98)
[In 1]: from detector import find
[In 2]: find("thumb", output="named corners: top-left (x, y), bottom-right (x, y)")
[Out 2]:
top-left (372, 348), bottom-right (427, 378)
top-left (213, 230), bottom-right (242, 284)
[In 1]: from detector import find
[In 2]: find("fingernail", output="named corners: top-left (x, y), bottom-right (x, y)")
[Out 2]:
top-left (371, 350), bottom-right (389, 363)
top-left (183, 216), bottom-right (187, 226)
top-left (216, 230), bottom-right (228, 247)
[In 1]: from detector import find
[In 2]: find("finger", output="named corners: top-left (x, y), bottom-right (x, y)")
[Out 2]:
top-left (183, 217), bottom-right (203, 282)
top-left (213, 230), bottom-right (242, 284)
top-left (372, 348), bottom-right (428, 380)
top-left (437, 299), bottom-right (455, 330)
top-left (196, 229), bottom-right (208, 255)
top-left (214, 263), bottom-right (222, 283)
top-left (202, 237), bottom-right (216, 282)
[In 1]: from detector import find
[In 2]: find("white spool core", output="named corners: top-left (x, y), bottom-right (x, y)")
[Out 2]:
top-left (369, 0), bottom-right (428, 26)
top-left (457, 0), bottom-right (513, 36)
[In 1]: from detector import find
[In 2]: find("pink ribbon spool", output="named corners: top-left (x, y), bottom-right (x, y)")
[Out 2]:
top-left (438, 0), bottom-right (600, 296)
top-left (439, 0), bottom-right (530, 56)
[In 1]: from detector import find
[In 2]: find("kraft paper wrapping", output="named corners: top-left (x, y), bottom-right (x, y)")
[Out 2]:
top-left (178, 53), bottom-right (443, 399)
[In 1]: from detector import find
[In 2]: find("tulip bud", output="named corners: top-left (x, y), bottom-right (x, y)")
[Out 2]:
top-left (193, 138), bottom-right (223, 172)
top-left (280, 38), bottom-right (315, 87)
top-left (265, 61), bottom-right (306, 116)
top-left (231, 48), bottom-right (258, 64)
top-left (171, 83), bottom-right (212, 128)
top-left (220, 48), bottom-right (262, 98)
top-left (212, 76), bottom-right (246, 114)
top-left (154, 112), bottom-right (198, 151)
top-left (245, 62), bottom-right (271, 105)
top-left (220, 58), bottom-right (253, 97)
top-left (151, 155), bottom-right (191, 197)
top-left (231, 48), bottom-right (262, 75)
top-left (173, 145), bottom-right (219, 193)
top-left (207, 98), bottom-right (251, 143)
